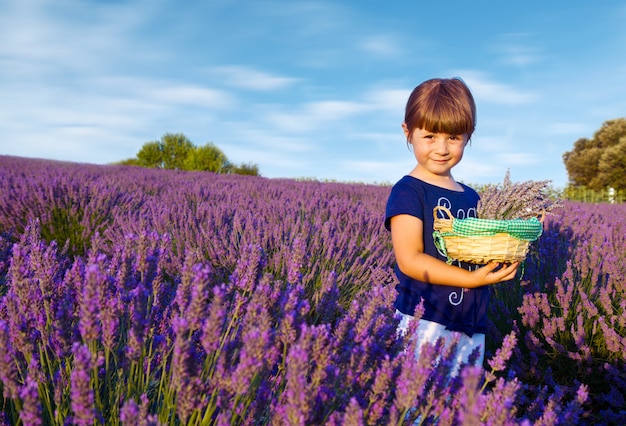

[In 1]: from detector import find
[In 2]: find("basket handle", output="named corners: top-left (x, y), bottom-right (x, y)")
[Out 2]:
top-left (433, 205), bottom-right (453, 220)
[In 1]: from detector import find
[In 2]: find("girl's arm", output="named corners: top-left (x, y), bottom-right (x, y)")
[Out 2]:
top-left (390, 214), bottom-right (519, 288)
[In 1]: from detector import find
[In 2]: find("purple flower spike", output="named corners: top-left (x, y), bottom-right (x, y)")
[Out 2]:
top-left (70, 343), bottom-right (96, 426)
top-left (120, 398), bottom-right (139, 424)
top-left (19, 376), bottom-right (42, 426)
top-left (78, 263), bottom-right (104, 343)
top-left (273, 343), bottom-right (311, 425)
top-left (0, 320), bottom-right (21, 399)
top-left (487, 331), bottom-right (517, 373)
top-left (287, 237), bottom-right (306, 284)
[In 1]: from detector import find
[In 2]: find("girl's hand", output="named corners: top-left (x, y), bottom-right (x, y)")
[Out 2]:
top-left (472, 262), bottom-right (520, 286)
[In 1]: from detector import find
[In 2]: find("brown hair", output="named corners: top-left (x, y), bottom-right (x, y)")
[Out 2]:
top-left (404, 77), bottom-right (476, 142)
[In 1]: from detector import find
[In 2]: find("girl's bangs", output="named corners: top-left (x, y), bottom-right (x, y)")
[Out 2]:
top-left (417, 113), bottom-right (473, 136)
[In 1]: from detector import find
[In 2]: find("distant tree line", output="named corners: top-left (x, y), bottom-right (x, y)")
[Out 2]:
top-left (563, 118), bottom-right (626, 191)
top-left (117, 133), bottom-right (260, 176)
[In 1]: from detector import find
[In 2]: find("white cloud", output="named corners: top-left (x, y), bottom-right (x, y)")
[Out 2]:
top-left (149, 85), bottom-right (235, 108)
top-left (264, 100), bottom-right (368, 133)
top-left (491, 33), bottom-right (542, 66)
top-left (220, 143), bottom-right (312, 177)
top-left (318, 159), bottom-right (401, 184)
top-left (496, 152), bottom-right (538, 165)
top-left (365, 88), bottom-right (408, 113)
top-left (230, 128), bottom-right (316, 153)
top-left (358, 35), bottom-right (402, 57)
top-left (455, 162), bottom-right (504, 184)
top-left (547, 122), bottom-right (591, 136)
top-left (0, 0), bottom-right (148, 76)
top-left (458, 71), bottom-right (539, 105)
top-left (211, 66), bottom-right (300, 91)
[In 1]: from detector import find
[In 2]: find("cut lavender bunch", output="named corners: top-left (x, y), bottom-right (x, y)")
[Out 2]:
top-left (477, 170), bottom-right (562, 220)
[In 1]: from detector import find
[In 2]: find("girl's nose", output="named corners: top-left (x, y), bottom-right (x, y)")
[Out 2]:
top-left (434, 137), bottom-right (449, 154)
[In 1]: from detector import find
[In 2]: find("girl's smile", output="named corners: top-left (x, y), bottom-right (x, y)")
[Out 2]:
top-left (403, 126), bottom-right (469, 185)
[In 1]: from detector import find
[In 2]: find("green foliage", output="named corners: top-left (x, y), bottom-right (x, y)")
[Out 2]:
top-left (227, 162), bottom-right (260, 176)
top-left (184, 143), bottom-right (228, 173)
top-left (563, 118), bottom-right (626, 190)
top-left (131, 133), bottom-right (260, 176)
top-left (563, 186), bottom-right (624, 203)
top-left (137, 141), bottom-right (164, 168)
top-left (137, 133), bottom-right (194, 169)
top-left (114, 158), bottom-right (141, 166)
top-left (161, 133), bottom-right (194, 169)
top-left (41, 206), bottom-right (86, 255)
top-left (597, 138), bottom-right (626, 190)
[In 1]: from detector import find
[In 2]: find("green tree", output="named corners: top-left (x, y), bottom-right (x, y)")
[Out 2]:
top-left (230, 162), bottom-right (260, 176)
top-left (184, 143), bottom-right (228, 173)
top-left (161, 133), bottom-right (194, 170)
top-left (597, 137), bottom-right (626, 190)
top-left (137, 141), bottom-right (164, 168)
top-left (563, 118), bottom-right (626, 190)
top-left (562, 138), bottom-right (602, 188)
top-left (130, 133), bottom-right (260, 176)
top-left (115, 158), bottom-right (141, 166)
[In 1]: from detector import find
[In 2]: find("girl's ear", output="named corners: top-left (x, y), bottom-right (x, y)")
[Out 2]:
top-left (401, 123), bottom-right (410, 140)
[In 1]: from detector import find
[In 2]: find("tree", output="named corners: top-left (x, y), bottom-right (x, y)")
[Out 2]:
top-left (184, 143), bottom-right (228, 173)
top-left (562, 139), bottom-right (602, 188)
top-left (115, 158), bottom-right (141, 166)
top-left (230, 162), bottom-right (260, 176)
top-left (597, 137), bottom-right (626, 190)
top-left (161, 133), bottom-right (194, 170)
top-left (129, 133), bottom-right (260, 176)
top-left (137, 141), bottom-right (164, 168)
top-left (135, 133), bottom-right (194, 169)
top-left (563, 118), bottom-right (626, 190)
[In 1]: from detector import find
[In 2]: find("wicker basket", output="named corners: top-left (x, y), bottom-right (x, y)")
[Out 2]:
top-left (432, 206), bottom-right (543, 264)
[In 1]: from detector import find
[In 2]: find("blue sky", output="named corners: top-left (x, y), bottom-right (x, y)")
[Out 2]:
top-left (1, 0), bottom-right (625, 188)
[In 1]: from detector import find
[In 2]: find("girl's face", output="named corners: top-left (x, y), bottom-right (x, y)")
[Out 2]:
top-left (403, 125), bottom-right (469, 179)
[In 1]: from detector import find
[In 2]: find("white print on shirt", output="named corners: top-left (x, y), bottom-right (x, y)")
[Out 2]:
top-left (436, 196), bottom-right (477, 220)
top-left (448, 261), bottom-right (480, 306)
top-left (436, 197), bottom-right (478, 306)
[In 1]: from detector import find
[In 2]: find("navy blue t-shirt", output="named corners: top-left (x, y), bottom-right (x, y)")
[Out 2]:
top-left (385, 175), bottom-right (488, 336)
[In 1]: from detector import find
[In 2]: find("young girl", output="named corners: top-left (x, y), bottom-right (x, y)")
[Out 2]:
top-left (385, 77), bottom-right (519, 375)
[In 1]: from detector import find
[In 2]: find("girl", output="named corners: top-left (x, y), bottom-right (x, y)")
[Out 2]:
top-left (385, 77), bottom-right (519, 375)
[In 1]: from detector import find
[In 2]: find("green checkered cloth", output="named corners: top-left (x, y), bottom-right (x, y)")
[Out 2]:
top-left (432, 216), bottom-right (543, 264)
top-left (440, 216), bottom-right (543, 241)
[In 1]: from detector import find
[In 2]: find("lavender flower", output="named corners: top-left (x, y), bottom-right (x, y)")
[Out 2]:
top-left (200, 284), bottom-right (228, 355)
top-left (70, 343), bottom-right (96, 426)
top-left (170, 317), bottom-right (203, 423)
top-left (18, 376), bottom-right (42, 426)
top-left (477, 169), bottom-right (561, 220)
top-left (120, 398), bottom-right (139, 424)
top-left (127, 281), bottom-right (150, 361)
top-left (287, 237), bottom-right (306, 284)
top-left (272, 342), bottom-right (311, 424)
top-left (487, 331), bottom-right (517, 373)
top-left (78, 262), bottom-right (103, 343)
top-left (183, 263), bottom-right (212, 332)
top-left (0, 320), bottom-right (20, 399)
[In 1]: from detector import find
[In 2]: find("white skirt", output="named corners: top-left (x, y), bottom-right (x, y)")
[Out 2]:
top-left (396, 310), bottom-right (485, 377)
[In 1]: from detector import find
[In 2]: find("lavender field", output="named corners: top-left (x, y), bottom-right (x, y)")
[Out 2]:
top-left (0, 155), bottom-right (624, 425)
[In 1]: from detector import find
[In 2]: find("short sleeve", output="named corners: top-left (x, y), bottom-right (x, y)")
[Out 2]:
top-left (384, 179), bottom-right (424, 231)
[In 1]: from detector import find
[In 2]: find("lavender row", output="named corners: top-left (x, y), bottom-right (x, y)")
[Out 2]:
top-left (488, 201), bottom-right (626, 423)
top-left (0, 155), bottom-right (609, 424)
